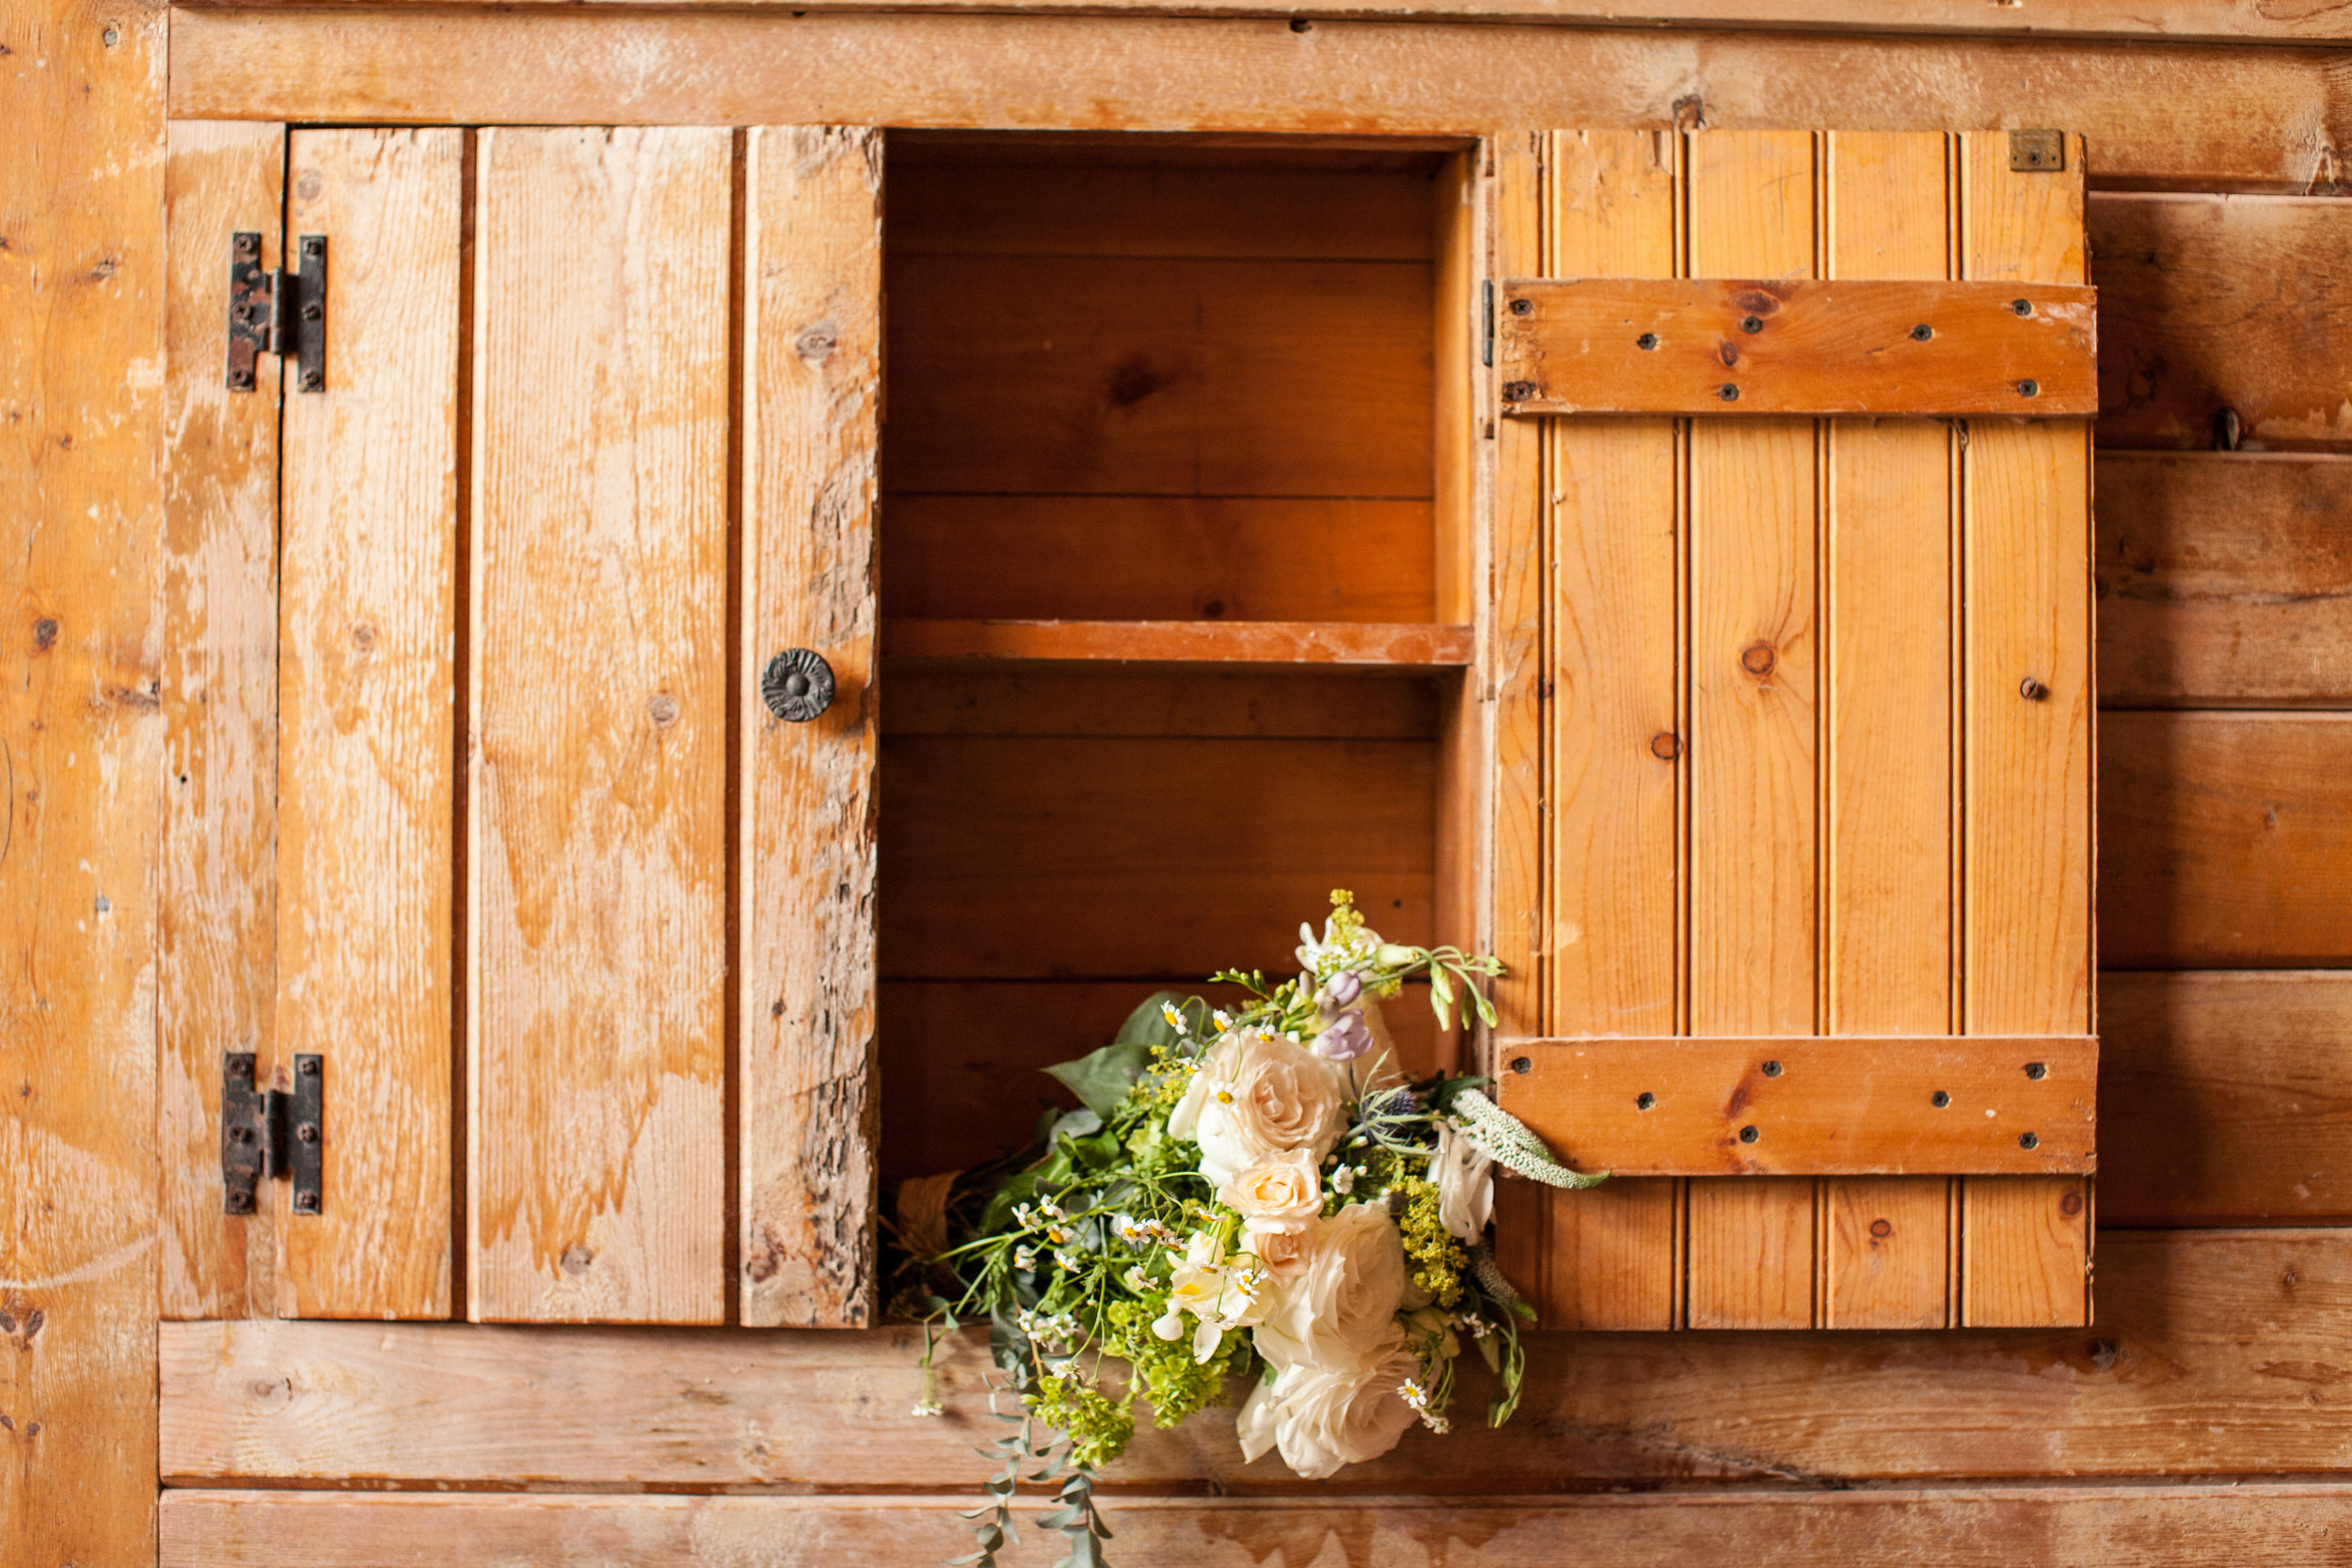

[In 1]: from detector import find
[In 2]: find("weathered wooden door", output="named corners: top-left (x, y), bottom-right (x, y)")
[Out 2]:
top-left (1486, 130), bottom-right (2097, 1330)
top-left (161, 121), bottom-right (882, 1328)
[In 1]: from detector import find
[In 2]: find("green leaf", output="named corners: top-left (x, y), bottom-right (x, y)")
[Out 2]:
top-left (1044, 1043), bottom-right (1151, 1122)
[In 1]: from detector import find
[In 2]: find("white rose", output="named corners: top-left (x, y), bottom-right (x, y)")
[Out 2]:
top-left (1218, 1148), bottom-right (1322, 1234)
top-left (1432, 1124), bottom-right (1495, 1242)
top-left (1235, 1339), bottom-right (1419, 1479)
top-left (1168, 1028), bottom-right (1349, 1188)
top-left (1253, 1200), bottom-right (1409, 1373)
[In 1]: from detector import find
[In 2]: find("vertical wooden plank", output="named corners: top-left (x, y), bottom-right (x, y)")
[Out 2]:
top-left (0, 0), bottom-right (167, 1555)
top-left (1820, 131), bottom-right (1957, 1329)
top-left (1431, 149), bottom-right (1479, 1078)
top-left (1537, 128), bottom-right (1682, 1331)
top-left (161, 120), bottom-right (283, 1322)
top-left (1684, 130), bottom-right (1821, 1331)
top-left (739, 126), bottom-right (882, 1328)
top-left (1486, 130), bottom-right (1553, 1307)
top-left (1962, 132), bottom-right (2094, 1329)
top-left (469, 127), bottom-right (732, 1324)
top-left (277, 129), bottom-right (463, 1320)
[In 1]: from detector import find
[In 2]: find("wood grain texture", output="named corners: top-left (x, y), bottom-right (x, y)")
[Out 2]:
top-left (1496, 1035), bottom-right (2095, 1176)
top-left (1684, 130), bottom-right (1821, 1331)
top-left (739, 125), bottom-right (883, 1330)
top-left (468, 127), bottom-right (732, 1324)
top-left (2093, 194), bottom-right (2352, 452)
top-left (275, 128), bottom-right (462, 1321)
top-left (1527, 129), bottom-right (1685, 1333)
top-left (2096, 451), bottom-right (2352, 708)
top-left (2099, 970), bottom-right (2352, 1227)
top-left (883, 620), bottom-right (1473, 667)
top-left (880, 736), bottom-right (1434, 980)
top-left (166, 10), bottom-right (2352, 195)
top-left (882, 497), bottom-right (1437, 624)
top-left (2101, 714), bottom-right (2352, 969)
top-left (153, 1230), bottom-right (2352, 1488)
top-left (0, 0), bottom-right (167, 1556)
top-left (160, 120), bottom-right (283, 1323)
top-left (1821, 131), bottom-right (1956, 1328)
top-left (1499, 278), bottom-right (2096, 417)
top-left (1961, 132), bottom-right (2094, 1328)
top-left (153, 1484), bottom-right (2352, 1567)
top-left (1430, 149), bottom-right (1483, 1079)
top-left (882, 665), bottom-right (1442, 740)
top-left (882, 252), bottom-right (1432, 499)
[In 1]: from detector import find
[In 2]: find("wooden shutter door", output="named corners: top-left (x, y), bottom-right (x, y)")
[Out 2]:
top-left (1487, 129), bottom-right (2093, 1331)
top-left (160, 123), bottom-right (882, 1329)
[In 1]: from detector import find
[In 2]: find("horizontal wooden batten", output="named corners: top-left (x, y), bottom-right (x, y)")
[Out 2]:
top-left (155, 1485), bottom-right (2352, 1566)
top-left (882, 618), bottom-right (1474, 667)
top-left (1496, 278), bottom-right (2096, 416)
top-left (1492, 1037), bottom-right (2096, 1176)
top-left (153, 1230), bottom-right (2352, 1486)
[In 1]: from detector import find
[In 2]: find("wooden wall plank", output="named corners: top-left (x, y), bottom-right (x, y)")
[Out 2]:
top-left (1430, 148), bottom-right (1483, 1081)
top-left (2092, 194), bottom-right (2352, 454)
top-left (0, 0), bottom-right (167, 1556)
top-left (1684, 130), bottom-right (1820, 1331)
top-left (275, 127), bottom-right (463, 1321)
top-left (2096, 452), bottom-right (2352, 709)
top-left (1526, 127), bottom-right (1684, 1333)
top-left (468, 127), bottom-right (733, 1324)
top-left (2099, 971), bottom-right (2352, 1227)
top-left (882, 665), bottom-right (1441, 740)
top-left (2101, 713), bottom-right (2352, 969)
top-left (882, 253), bottom-right (1433, 499)
top-left (1820, 131), bottom-right (1956, 1329)
top-left (154, 1484), bottom-right (2352, 1568)
top-left (166, 11), bottom-right (2351, 196)
top-left (1960, 131), bottom-right (2094, 1329)
top-left (879, 736), bottom-right (1434, 980)
top-left (882, 497), bottom-right (1437, 624)
top-left (160, 120), bottom-right (284, 1323)
top-left (739, 124), bottom-right (883, 1329)
top-left (154, 1230), bottom-right (2352, 1488)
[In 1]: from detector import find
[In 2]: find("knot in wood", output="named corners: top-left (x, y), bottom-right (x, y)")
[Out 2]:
top-left (1740, 641), bottom-right (1777, 676)
top-left (1649, 731), bottom-right (1682, 761)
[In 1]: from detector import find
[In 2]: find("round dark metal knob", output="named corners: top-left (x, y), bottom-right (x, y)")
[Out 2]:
top-left (761, 648), bottom-right (834, 723)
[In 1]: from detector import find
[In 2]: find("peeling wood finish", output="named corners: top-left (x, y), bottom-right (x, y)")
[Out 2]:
top-left (151, 1484), bottom-right (2352, 1567)
top-left (276, 128), bottom-right (462, 1320)
top-left (160, 120), bottom-right (284, 1323)
top-left (739, 125), bottom-right (884, 1329)
top-left (154, 1230), bottom-right (2352, 1487)
top-left (467, 128), bottom-right (733, 1323)
top-left (166, 10), bottom-right (2352, 195)
top-left (1, 0), bottom-right (169, 1557)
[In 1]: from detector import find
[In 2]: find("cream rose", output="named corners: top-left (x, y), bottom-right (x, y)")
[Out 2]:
top-left (1168, 1028), bottom-right (1349, 1188)
top-left (1218, 1148), bottom-right (1322, 1234)
top-left (1252, 1200), bottom-right (1410, 1373)
top-left (1431, 1124), bottom-right (1495, 1242)
top-left (1244, 1218), bottom-right (1318, 1282)
top-left (1236, 1339), bottom-right (1420, 1479)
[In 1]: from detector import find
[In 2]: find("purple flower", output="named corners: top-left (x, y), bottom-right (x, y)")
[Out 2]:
top-left (1321, 971), bottom-right (1363, 1009)
top-left (1313, 1008), bottom-right (1375, 1061)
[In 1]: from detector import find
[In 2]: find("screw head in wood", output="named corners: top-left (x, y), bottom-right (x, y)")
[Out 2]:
top-left (2026, 1061), bottom-right (2047, 1080)
top-left (1739, 1124), bottom-right (1759, 1144)
top-left (302, 370), bottom-right (325, 391)
top-left (1635, 1091), bottom-right (1656, 1110)
top-left (1509, 1056), bottom-right (1532, 1075)
top-left (2019, 676), bottom-right (2050, 702)
top-left (1502, 380), bottom-right (1536, 402)
top-left (1508, 297), bottom-right (1533, 316)
top-left (1932, 1090), bottom-right (1951, 1108)
top-left (1910, 323), bottom-right (1933, 341)
top-left (2020, 1132), bottom-right (2041, 1150)
top-left (1761, 1060), bottom-right (1783, 1078)
top-left (2016, 378), bottom-right (2040, 398)
top-left (1636, 332), bottom-right (1659, 351)
top-left (1719, 384), bottom-right (1740, 402)
top-left (1740, 315), bottom-right (1763, 334)
top-left (2011, 298), bottom-right (2033, 317)
top-left (294, 1192), bottom-right (320, 1212)
top-left (299, 1057), bottom-right (320, 1075)
top-left (296, 1124), bottom-right (318, 1143)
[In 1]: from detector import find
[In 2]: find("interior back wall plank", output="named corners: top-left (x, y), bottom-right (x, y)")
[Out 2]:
top-left (167, 10), bottom-right (2351, 195)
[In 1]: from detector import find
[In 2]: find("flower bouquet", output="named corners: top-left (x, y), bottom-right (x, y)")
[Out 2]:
top-left (891, 891), bottom-right (1604, 1566)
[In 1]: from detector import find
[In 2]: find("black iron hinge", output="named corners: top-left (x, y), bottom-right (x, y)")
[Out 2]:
top-left (222, 1052), bottom-right (325, 1216)
top-left (226, 231), bottom-right (327, 393)
top-left (1482, 278), bottom-right (1495, 369)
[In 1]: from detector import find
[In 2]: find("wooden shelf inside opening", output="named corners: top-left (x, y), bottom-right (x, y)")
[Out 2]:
top-left (882, 618), bottom-right (1474, 668)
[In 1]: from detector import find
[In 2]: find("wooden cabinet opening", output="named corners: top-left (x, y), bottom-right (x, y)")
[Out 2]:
top-left (874, 135), bottom-right (1481, 1185)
